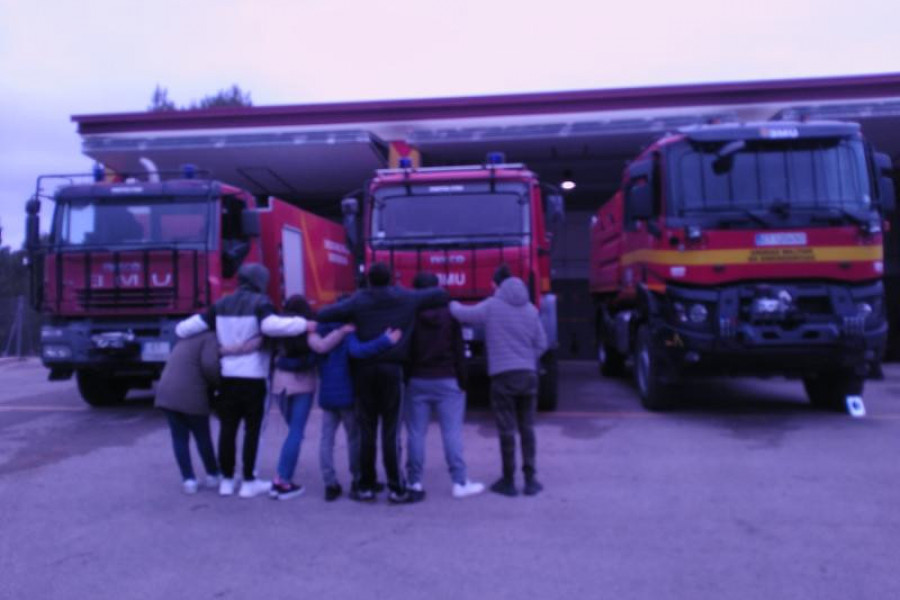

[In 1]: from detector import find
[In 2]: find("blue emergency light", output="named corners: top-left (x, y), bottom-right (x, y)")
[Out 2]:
top-left (92, 163), bottom-right (105, 182)
top-left (486, 151), bottom-right (506, 164)
top-left (398, 157), bottom-right (413, 168)
top-left (182, 164), bottom-right (197, 179)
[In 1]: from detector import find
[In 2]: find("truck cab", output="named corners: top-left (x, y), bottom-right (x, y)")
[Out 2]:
top-left (26, 169), bottom-right (353, 406)
top-left (591, 121), bottom-right (895, 410)
top-left (343, 156), bottom-right (564, 409)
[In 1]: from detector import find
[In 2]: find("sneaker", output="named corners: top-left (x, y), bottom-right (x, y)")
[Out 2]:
top-left (270, 481), bottom-right (305, 501)
top-left (182, 479), bottom-right (199, 494)
top-left (452, 480), bottom-right (485, 499)
top-left (218, 478), bottom-right (236, 496)
top-left (324, 484), bottom-right (343, 502)
top-left (490, 477), bottom-right (518, 497)
top-left (238, 478), bottom-right (272, 499)
top-left (204, 475), bottom-right (221, 489)
top-left (406, 482), bottom-right (426, 503)
top-left (350, 488), bottom-right (376, 502)
top-left (388, 489), bottom-right (410, 505)
top-left (524, 478), bottom-right (544, 496)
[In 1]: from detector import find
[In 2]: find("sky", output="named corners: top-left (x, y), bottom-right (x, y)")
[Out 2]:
top-left (1, 0), bottom-right (899, 248)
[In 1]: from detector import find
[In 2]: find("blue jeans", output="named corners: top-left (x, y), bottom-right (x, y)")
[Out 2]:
top-left (275, 392), bottom-right (314, 482)
top-left (404, 377), bottom-right (467, 486)
top-left (319, 407), bottom-right (360, 488)
top-left (162, 409), bottom-right (219, 481)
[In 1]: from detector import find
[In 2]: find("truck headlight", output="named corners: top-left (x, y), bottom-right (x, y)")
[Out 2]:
top-left (856, 302), bottom-right (873, 318)
top-left (689, 303), bottom-right (709, 324)
top-left (42, 345), bottom-right (72, 359)
top-left (41, 326), bottom-right (65, 339)
top-left (673, 302), bottom-right (688, 323)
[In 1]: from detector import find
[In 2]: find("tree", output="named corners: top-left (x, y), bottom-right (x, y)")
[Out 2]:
top-left (194, 84), bottom-right (253, 109)
top-left (148, 85), bottom-right (176, 112)
top-left (148, 84), bottom-right (253, 112)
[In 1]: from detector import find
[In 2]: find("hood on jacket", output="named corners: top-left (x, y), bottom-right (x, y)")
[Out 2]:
top-left (495, 277), bottom-right (530, 307)
top-left (238, 263), bottom-right (270, 292)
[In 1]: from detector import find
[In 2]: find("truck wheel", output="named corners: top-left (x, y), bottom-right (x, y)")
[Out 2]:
top-left (598, 342), bottom-right (626, 377)
top-left (538, 351), bottom-right (559, 412)
top-left (634, 325), bottom-right (673, 411)
top-left (803, 372), bottom-right (864, 412)
top-left (76, 370), bottom-right (128, 407)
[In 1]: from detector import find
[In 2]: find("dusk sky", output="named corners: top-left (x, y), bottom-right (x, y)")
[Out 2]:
top-left (2, 0), bottom-right (899, 247)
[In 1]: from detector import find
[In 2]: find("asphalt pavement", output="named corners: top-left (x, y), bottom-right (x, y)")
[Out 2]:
top-left (1, 357), bottom-right (899, 600)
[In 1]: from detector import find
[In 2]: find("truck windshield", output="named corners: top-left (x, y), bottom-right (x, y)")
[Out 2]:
top-left (371, 187), bottom-right (530, 246)
top-left (669, 138), bottom-right (872, 219)
top-left (53, 198), bottom-right (210, 247)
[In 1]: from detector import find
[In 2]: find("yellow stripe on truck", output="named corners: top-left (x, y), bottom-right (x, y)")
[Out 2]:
top-left (621, 245), bottom-right (882, 266)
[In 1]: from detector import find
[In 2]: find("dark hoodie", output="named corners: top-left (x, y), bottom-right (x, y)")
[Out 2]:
top-left (409, 305), bottom-right (467, 389)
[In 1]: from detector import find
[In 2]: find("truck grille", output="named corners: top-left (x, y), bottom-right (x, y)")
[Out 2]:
top-left (76, 288), bottom-right (175, 310)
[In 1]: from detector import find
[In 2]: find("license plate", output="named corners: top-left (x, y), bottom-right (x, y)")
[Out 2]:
top-left (754, 232), bottom-right (807, 247)
top-left (141, 341), bottom-right (171, 362)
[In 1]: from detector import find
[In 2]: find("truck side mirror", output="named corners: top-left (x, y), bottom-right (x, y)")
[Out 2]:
top-left (240, 210), bottom-right (261, 237)
top-left (25, 197), bottom-right (41, 250)
top-left (874, 152), bottom-right (896, 213)
top-left (627, 179), bottom-right (654, 222)
top-left (341, 196), bottom-right (360, 251)
top-left (546, 192), bottom-right (565, 227)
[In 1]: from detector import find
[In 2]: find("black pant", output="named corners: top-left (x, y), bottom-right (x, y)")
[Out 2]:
top-left (355, 362), bottom-right (405, 493)
top-left (217, 377), bottom-right (267, 480)
top-left (490, 370), bottom-right (538, 479)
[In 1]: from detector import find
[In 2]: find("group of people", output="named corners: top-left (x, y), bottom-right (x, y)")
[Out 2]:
top-left (154, 260), bottom-right (548, 503)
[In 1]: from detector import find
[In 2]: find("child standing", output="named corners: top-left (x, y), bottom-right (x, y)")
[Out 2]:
top-left (317, 323), bottom-right (401, 501)
top-left (269, 296), bottom-right (353, 500)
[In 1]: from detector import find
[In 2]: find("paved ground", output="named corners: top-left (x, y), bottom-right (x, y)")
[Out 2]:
top-left (1, 357), bottom-right (899, 600)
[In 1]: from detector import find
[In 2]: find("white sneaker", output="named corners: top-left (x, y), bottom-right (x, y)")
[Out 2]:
top-left (408, 482), bottom-right (424, 492)
top-left (452, 480), bottom-right (485, 499)
top-left (182, 479), bottom-right (199, 494)
top-left (239, 478), bottom-right (272, 499)
top-left (219, 478), bottom-right (236, 496)
top-left (204, 475), bottom-right (221, 489)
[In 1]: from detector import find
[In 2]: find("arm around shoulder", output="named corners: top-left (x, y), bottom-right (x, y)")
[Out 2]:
top-left (449, 298), bottom-right (490, 325)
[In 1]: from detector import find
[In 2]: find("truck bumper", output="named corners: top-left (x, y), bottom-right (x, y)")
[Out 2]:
top-left (652, 280), bottom-right (888, 379)
top-left (39, 317), bottom-right (181, 380)
top-left (652, 321), bottom-right (887, 379)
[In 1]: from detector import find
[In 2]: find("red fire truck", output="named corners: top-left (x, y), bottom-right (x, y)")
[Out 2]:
top-left (25, 168), bottom-right (354, 406)
top-left (341, 155), bottom-right (565, 410)
top-left (590, 121), bottom-right (895, 411)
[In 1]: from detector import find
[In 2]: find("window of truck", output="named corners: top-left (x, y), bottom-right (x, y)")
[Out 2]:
top-left (371, 182), bottom-right (530, 246)
top-left (669, 138), bottom-right (871, 216)
top-left (53, 198), bottom-right (210, 247)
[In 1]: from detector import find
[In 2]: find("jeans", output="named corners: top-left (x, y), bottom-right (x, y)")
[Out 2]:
top-left (319, 407), bottom-right (359, 488)
top-left (275, 392), bottom-right (314, 483)
top-left (162, 409), bottom-right (219, 481)
top-left (217, 377), bottom-right (267, 481)
top-left (355, 362), bottom-right (405, 493)
top-left (490, 370), bottom-right (538, 479)
top-left (405, 377), bottom-right (468, 486)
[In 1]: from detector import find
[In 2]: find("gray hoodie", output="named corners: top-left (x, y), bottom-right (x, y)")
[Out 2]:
top-left (449, 277), bottom-right (548, 376)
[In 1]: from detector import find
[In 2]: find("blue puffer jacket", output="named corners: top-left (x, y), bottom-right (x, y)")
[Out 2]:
top-left (317, 323), bottom-right (394, 410)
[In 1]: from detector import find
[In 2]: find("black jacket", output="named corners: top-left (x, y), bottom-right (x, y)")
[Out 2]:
top-left (316, 285), bottom-right (448, 364)
top-left (409, 306), bottom-right (467, 390)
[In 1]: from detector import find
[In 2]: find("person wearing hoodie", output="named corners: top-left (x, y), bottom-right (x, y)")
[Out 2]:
top-left (174, 263), bottom-right (315, 499)
top-left (404, 272), bottom-right (484, 501)
top-left (315, 262), bottom-right (449, 503)
top-left (449, 265), bottom-right (548, 497)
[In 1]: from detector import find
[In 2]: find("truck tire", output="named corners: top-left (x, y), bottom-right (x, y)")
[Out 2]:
top-left (633, 324), bottom-right (673, 411)
top-left (598, 342), bottom-right (626, 377)
top-left (76, 370), bottom-right (128, 407)
top-left (802, 371), bottom-right (864, 412)
top-left (538, 351), bottom-right (559, 412)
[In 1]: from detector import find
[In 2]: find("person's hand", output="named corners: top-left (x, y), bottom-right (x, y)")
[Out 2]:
top-left (385, 328), bottom-right (402, 344)
top-left (341, 323), bottom-right (356, 334)
top-left (306, 320), bottom-right (318, 333)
